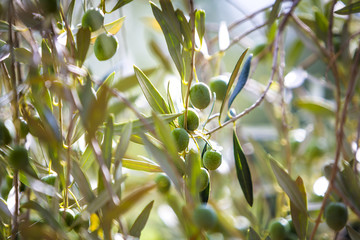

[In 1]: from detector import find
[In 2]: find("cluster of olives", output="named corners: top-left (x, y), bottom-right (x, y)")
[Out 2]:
top-left (153, 76), bottom-right (230, 231)
top-left (188, 75), bottom-right (228, 110)
top-left (81, 8), bottom-right (118, 61)
top-left (267, 202), bottom-right (348, 239)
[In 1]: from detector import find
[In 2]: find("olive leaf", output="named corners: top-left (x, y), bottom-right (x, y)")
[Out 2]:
top-left (290, 177), bottom-right (308, 240)
top-left (129, 200), bottom-right (154, 238)
top-left (150, 1), bottom-right (184, 80)
top-left (228, 54), bottom-right (253, 110)
top-left (335, 1), bottom-right (360, 15)
top-left (219, 48), bottom-right (248, 122)
top-left (110, 0), bottom-right (134, 13)
top-left (122, 158), bottom-right (162, 172)
top-left (134, 65), bottom-right (170, 114)
top-left (76, 27), bottom-right (91, 67)
top-left (233, 128), bottom-right (253, 207)
top-left (268, 0), bottom-right (282, 27)
top-left (195, 10), bottom-right (205, 46)
top-left (269, 157), bottom-right (307, 212)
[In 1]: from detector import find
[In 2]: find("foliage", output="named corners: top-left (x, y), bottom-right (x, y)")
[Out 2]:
top-left (0, 0), bottom-right (360, 239)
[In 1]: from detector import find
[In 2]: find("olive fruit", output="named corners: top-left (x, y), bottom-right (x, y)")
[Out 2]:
top-left (81, 8), bottom-right (104, 32)
top-left (171, 128), bottom-right (189, 152)
top-left (199, 168), bottom-right (209, 192)
top-left (8, 146), bottom-right (29, 170)
top-left (155, 174), bottom-right (171, 193)
top-left (178, 109), bottom-right (199, 131)
top-left (209, 76), bottom-right (228, 101)
top-left (268, 218), bottom-right (290, 240)
top-left (59, 208), bottom-right (75, 227)
top-left (189, 82), bottom-right (211, 109)
top-left (203, 150), bottom-right (222, 170)
top-left (41, 173), bottom-right (58, 186)
top-left (325, 202), bottom-right (348, 231)
top-left (0, 121), bottom-right (11, 146)
top-left (94, 33), bottom-right (118, 61)
top-left (193, 204), bottom-right (217, 230)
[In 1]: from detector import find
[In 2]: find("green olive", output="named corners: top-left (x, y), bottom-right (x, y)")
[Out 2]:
top-left (189, 82), bottom-right (211, 109)
top-left (325, 202), bottom-right (348, 232)
top-left (203, 150), bottom-right (222, 170)
top-left (155, 174), bottom-right (171, 193)
top-left (82, 8), bottom-right (104, 32)
top-left (8, 146), bottom-right (29, 170)
top-left (178, 109), bottom-right (199, 131)
top-left (94, 33), bottom-right (118, 61)
top-left (268, 218), bottom-right (290, 240)
top-left (209, 75), bottom-right (228, 101)
top-left (193, 204), bottom-right (217, 230)
top-left (171, 128), bottom-right (189, 152)
top-left (199, 168), bottom-right (210, 192)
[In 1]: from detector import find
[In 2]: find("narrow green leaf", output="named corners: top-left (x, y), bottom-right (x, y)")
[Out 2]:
top-left (150, 2), bottom-right (184, 79)
top-left (335, 1), bottom-right (360, 15)
top-left (346, 225), bottom-right (360, 239)
top-left (0, 198), bottom-right (11, 224)
top-left (248, 227), bottom-right (261, 240)
top-left (112, 113), bottom-right (180, 135)
top-left (269, 157), bottom-right (307, 212)
top-left (134, 65), bottom-right (170, 114)
top-left (176, 9), bottom-right (192, 49)
top-left (219, 48), bottom-right (248, 121)
top-left (195, 10), bottom-right (206, 46)
top-left (290, 177), bottom-right (308, 240)
top-left (159, 0), bottom-right (182, 41)
top-left (141, 133), bottom-right (183, 192)
top-left (66, 0), bottom-right (76, 25)
top-left (123, 158), bottom-right (162, 172)
top-left (233, 129), bottom-right (253, 206)
top-left (228, 54), bottom-right (253, 109)
top-left (185, 150), bottom-right (202, 201)
top-left (90, 17), bottom-right (126, 43)
top-left (314, 9), bottom-right (329, 40)
top-left (76, 27), bottom-right (91, 67)
top-left (102, 115), bottom-right (114, 168)
top-left (268, 0), bottom-right (282, 27)
top-left (152, 112), bottom-right (185, 174)
top-left (110, 0), bottom-right (134, 12)
top-left (129, 200), bottom-right (154, 238)
top-left (113, 68), bottom-right (157, 92)
top-left (104, 184), bottom-right (156, 223)
top-left (71, 160), bottom-right (96, 203)
top-left (114, 122), bottom-right (132, 181)
top-left (295, 98), bottom-right (335, 117)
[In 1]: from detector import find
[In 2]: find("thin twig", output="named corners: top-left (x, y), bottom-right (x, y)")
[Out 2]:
top-left (206, 0), bottom-right (302, 135)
